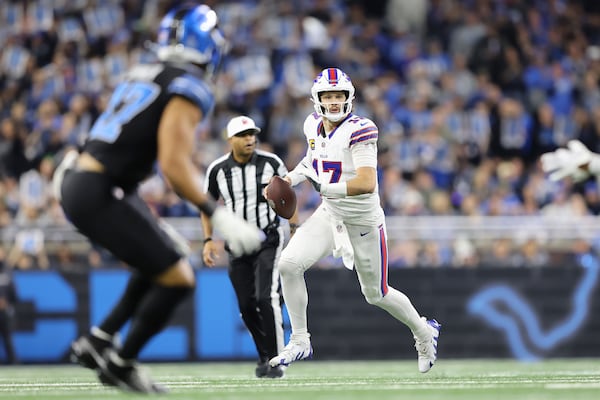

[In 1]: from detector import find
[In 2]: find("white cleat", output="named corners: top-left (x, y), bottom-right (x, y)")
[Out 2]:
top-left (415, 318), bottom-right (441, 373)
top-left (269, 335), bottom-right (313, 367)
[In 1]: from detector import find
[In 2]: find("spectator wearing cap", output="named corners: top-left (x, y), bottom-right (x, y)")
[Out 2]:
top-left (200, 115), bottom-right (299, 378)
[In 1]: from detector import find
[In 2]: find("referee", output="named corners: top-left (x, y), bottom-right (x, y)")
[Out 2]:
top-left (201, 116), bottom-right (299, 378)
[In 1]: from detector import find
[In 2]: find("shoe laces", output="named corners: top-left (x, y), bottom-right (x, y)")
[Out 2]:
top-left (280, 340), bottom-right (307, 357)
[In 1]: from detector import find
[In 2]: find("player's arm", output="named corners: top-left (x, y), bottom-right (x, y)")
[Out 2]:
top-left (158, 96), bottom-right (263, 256)
top-left (200, 209), bottom-right (219, 267)
top-left (344, 141), bottom-right (377, 195)
top-left (345, 166), bottom-right (376, 195)
top-left (158, 96), bottom-right (213, 212)
top-left (200, 211), bottom-right (214, 245)
top-left (199, 172), bottom-right (219, 267)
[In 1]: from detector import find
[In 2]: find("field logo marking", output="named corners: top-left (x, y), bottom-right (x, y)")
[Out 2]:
top-left (467, 254), bottom-right (599, 360)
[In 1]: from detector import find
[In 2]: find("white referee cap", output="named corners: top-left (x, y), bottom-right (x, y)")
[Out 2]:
top-left (226, 115), bottom-right (261, 138)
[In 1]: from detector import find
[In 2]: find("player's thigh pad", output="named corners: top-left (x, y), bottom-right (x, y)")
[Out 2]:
top-left (347, 222), bottom-right (388, 303)
top-left (279, 205), bottom-right (333, 273)
top-left (61, 171), bottom-right (181, 274)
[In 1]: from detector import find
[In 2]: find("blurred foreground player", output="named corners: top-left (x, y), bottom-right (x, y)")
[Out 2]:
top-left (268, 68), bottom-right (441, 373)
top-left (541, 139), bottom-right (600, 183)
top-left (55, 4), bottom-right (263, 393)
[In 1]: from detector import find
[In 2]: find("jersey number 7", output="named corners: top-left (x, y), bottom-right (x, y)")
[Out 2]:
top-left (312, 159), bottom-right (342, 183)
top-left (89, 81), bottom-right (160, 143)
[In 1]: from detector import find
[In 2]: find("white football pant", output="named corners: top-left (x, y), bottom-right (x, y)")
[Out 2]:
top-left (278, 204), bottom-right (429, 340)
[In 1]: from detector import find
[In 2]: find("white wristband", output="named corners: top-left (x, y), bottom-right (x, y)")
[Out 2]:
top-left (322, 182), bottom-right (347, 198)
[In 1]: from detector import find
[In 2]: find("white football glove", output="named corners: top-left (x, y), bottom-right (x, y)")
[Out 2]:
top-left (297, 160), bottom-right (322, 192)
top-left (52, 149), bottom-right (79, 201)
top-left (210, 207), bottom-right (264, 256)
top-left (540, 140), bottom-right (595, 182)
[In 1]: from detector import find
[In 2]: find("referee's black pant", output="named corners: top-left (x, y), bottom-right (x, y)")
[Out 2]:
top-left (227, 226), bottom-right (284, 363)
top-left (0, 309), bottom-right (16, 364)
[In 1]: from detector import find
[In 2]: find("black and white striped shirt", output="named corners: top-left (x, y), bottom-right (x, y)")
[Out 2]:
top-left (204, 149), bottom-right (288, 230)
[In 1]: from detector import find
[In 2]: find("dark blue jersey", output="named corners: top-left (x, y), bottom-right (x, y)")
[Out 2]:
top-left (84, 62), bottom-right (214, 189)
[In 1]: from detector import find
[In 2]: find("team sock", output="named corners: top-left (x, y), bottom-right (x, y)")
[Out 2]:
top-left (98, 274), bottom-right (152, 336)
top-left (118, 285), bottom-right (193, 359)
top-left (376, 287), bottom-right (430, 340)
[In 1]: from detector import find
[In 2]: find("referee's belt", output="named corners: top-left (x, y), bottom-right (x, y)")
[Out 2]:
top-left (262, 220), bottom-right (280, 234)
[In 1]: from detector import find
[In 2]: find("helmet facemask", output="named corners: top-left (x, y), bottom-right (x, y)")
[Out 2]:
top-left (314, 91), bottom-right (353, 122)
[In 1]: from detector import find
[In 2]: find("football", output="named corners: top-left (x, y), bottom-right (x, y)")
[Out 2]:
top-left (265, 176), bottom-right (296, 219)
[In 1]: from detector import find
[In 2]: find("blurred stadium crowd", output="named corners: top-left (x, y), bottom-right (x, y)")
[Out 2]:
top-left (0, 0), bottom-right (599, 269)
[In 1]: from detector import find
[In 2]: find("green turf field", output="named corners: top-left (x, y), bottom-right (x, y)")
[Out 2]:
top-left (0, 359), bottom-right (598, 399)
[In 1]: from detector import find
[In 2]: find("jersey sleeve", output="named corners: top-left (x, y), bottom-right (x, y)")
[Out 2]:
top-left (167, 73), bottom-right (215, 117)
top-left (349, 118), bottom-right (378, 147)
top-left (351, 141), bottom-right (378, 169)
top-left (274, 154), bottom-right (289, 177)
top-left (203, 162), bottom-right (220, 201)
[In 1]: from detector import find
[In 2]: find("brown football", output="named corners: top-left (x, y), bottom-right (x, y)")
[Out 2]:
top-left (265, 176), bottom-right (296, 219)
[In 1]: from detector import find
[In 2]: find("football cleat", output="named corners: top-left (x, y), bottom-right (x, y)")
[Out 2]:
top-left (415, 318), bottom-right (441, 373)
top-left (70, 335), bottom-right (113, 370)
top-left (255, 361), bottom-right (285, 378)
top-left (97, 351), bottom-right (168, 394)
top-left (269, 335), bottom-right (313, 367)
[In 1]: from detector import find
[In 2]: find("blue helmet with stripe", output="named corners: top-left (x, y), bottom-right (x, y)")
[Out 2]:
top-left (311, 68), bottom-right (355, 122)
top-left (157, 3), bottom-right (227, 78)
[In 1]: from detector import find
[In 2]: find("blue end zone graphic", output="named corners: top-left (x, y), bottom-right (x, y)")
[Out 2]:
top-left (467, 254), bottom-right (599, 360)
top-left (12, 272), bottom-right (77, 361)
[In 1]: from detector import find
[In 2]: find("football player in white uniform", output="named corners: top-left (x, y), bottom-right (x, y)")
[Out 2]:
top-left (268, 68), bottom-right (441, 373)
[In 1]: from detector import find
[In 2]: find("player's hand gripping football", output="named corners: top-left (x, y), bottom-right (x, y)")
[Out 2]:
top-left (541, 140), bottom-right (597, 182)
top-left (210, 207), bottom-right (264, 256)
top-left (264, 176), bottom-right (297, 219)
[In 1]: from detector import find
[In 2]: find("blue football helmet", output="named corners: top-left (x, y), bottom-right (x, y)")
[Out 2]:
top-left (157, 3), bottom-right (227, 77)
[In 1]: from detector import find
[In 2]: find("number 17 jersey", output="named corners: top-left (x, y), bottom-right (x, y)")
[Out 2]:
top-left (303, 112), bottom-right (384, 225)
top-left (84, 62), bottom-right (214, 190)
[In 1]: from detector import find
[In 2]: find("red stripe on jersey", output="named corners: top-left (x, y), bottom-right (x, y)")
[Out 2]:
top-left (349, 133), bottom-right (378, 146)
top-left (350, 126), bottom-right (378, 138)
top-left (379, 225), bottom-right (389, 296)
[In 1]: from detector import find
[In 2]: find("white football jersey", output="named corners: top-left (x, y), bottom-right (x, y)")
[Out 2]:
top-left (302, 112), bottom-right (384, 225)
